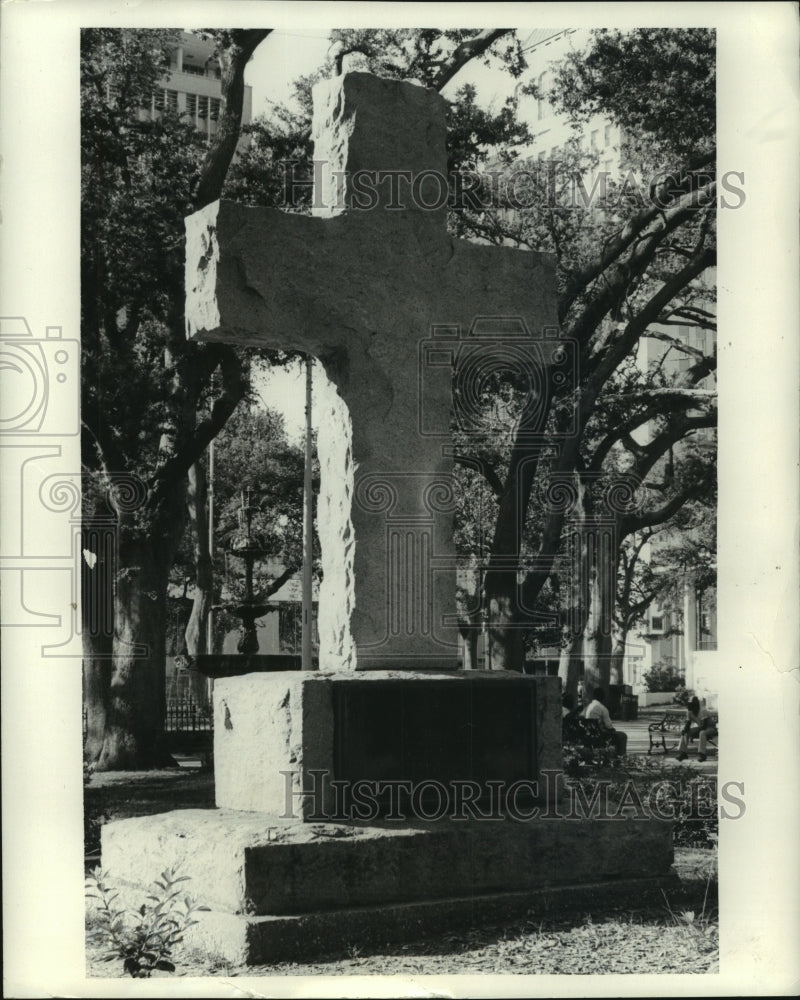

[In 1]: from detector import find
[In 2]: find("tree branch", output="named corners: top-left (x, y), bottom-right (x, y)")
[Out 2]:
top-left (262, 564), bottom-right (298, 599)
top-left (453, 453), bottom-right (505, 497)
top-left (586, 243), bottom-right (716, 398)
top-left (642, 330), bottom-right (711, 360)
top-left (565, 181), bottom-right (716, 348)
top-left (558, 153), bottom-right (716, 321)
top-left (194, 29), bottom-right (272, 208)
top-left (431, 30), bottom-right (513, 91)
top-left (622, 484), bottom-right (703, 534)
top-left (599, 387), bottom-right (716, 406)
top-left (152, 347), bottom-right (248, 499)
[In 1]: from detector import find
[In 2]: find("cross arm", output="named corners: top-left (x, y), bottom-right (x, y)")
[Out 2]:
top-left (186, 199), bottom-right (363, 358)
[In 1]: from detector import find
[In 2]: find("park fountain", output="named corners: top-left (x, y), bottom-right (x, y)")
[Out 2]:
top-left (194, 488), bottom-right (304, 677)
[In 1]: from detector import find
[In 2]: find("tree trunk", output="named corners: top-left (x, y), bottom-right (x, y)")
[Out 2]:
top-left (82, 648), bottom-right (111, 764)
top-left (581, 567), bottom-right (613, 699)
top-left (93, 533), bottom-right (173, 771)
top-left (81, 513), bottom-right (115, 761)
top-left (610, 627), bottom-right (628, 686)
top-left (557, 478), bottom-right (591, 698)
top-left (486, 590), bottom-right (524, 671)
top-left (458, 623), bottom-right (480, 670)
top-left (581, 516), bottom-right (617, 698)
top-left (185, 458), bottom-right (212, 707)
top-left (583, 626), bottom-right (612, 697)
top-left (558, 634), bottom-right (582, 702)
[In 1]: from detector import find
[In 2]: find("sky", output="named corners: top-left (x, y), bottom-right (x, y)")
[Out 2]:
top-left (245, 32), bottom-right (333, 439)
top-left (243, 28), bottom-right (527, 115)
top-left (245, 29), bottom-right (331, 113)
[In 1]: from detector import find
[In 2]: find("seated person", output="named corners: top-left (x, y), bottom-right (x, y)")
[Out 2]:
top-left (583, 687), bottom-right (628, 755)
top-left (561, 692), bottom-right (584, 744)
top-left (561, 692), bottom-right (580, 720)
top-left (677, 696), bottom-right (717, 761)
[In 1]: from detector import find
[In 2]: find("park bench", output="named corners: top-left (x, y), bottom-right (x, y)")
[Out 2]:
top-left (647, 711), bottom-right (719, 755)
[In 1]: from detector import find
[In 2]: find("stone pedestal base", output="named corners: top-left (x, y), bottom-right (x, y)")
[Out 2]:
top-left (212, 671), bottom-right (562, 817)
top-left (100, 808), bottom-right (675, 965)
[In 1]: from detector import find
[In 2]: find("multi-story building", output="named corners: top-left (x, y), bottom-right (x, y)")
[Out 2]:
top-left (148, 32), bottom-right (252, 145)
top-left (518, 28), bottom-right (623, 179)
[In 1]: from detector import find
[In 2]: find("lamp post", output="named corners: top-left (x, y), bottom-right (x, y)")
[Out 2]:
top-left (301, 355), bottom-right (314, 670)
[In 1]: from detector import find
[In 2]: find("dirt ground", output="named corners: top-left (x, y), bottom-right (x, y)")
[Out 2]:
top-left (85, 764), bottom-right (718, 978)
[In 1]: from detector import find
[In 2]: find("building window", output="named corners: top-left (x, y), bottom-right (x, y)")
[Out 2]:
top-left (152, 89), bottom-right (178, 114)
top-left (196, 96), bottom-right (221, 121)
top-left (651, 615), bottom-right (664, 632)
top-left (604, 124), bottom-right (613, 146)
top-left (181, 61), bottom-right (221, 79)
top-left (590, 129), bottom-right (599, 150)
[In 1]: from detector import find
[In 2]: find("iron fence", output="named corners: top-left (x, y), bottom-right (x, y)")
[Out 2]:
top-left (165, 700), bottom-right (213, 733)
top-left (83, 700), bottom-right (214, 740)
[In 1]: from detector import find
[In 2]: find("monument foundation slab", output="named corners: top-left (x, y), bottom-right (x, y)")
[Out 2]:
top-left (101, 808), bottom-right (675, 964)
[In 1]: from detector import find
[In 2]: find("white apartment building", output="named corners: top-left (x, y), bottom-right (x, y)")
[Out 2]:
top-left (149, 32), bottom-right (253, 144)
top-left (518, 28), bottom-right (623, 176)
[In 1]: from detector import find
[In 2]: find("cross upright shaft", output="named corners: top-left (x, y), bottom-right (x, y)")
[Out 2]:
top-left (186, 72), bottom-right (558, 671)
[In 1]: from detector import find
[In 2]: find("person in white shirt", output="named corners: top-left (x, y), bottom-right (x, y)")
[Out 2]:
top-left (677, 696), bottom-right (717, 761)
top-left (583, 687), bottom-right (627, 755)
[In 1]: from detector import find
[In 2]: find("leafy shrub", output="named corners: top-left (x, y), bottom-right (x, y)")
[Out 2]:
top-left (562, 742), bottom-right (620, 776)
top-left (563, 756), bottom-right (719, 848)
top-left (642, 661), bottom-right (685, 693)
top-left (86, 865), bottom-right (209, 977)
top-left (672, 685), bottom-right (696, 707)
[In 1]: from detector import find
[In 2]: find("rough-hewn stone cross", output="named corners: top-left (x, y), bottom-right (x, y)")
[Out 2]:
top-left (186, 72), bottom-right (557, 670)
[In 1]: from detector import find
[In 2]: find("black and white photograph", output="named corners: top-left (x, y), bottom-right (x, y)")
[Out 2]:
top-left (1, 2), bottom-right (798, 996)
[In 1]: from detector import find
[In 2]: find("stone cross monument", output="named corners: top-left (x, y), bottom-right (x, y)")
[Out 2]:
top-left (186, 72), bottom-right (559, 671)
top-left (99, 75), bottom-right (675, 967)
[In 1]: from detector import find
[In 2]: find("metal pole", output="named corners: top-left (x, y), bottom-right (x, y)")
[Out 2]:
top-left (207, 438), bottom-right (214, 656)
top-left (301, 355), bottom-right (314, 670)
top-left (205, 438), bottom-right (215, 705)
